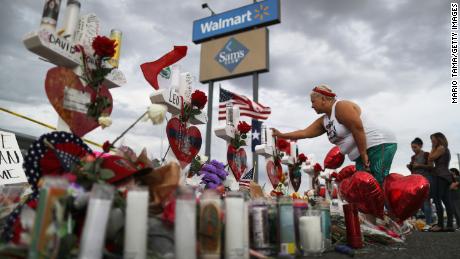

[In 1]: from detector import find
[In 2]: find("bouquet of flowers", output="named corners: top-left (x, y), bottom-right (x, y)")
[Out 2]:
top-left (230, 121), bottom-right (251, 149)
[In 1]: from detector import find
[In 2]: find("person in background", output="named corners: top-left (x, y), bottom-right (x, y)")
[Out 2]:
top-left (449, 168), bottom-right (460, 229)
top-left (428, 132), bottom-right (454, 232)
top-left (407, 137), bottom-right (433, 230)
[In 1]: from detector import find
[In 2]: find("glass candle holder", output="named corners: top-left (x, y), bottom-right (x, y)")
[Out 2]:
top-left (298, 209), bottom-right (325, 256)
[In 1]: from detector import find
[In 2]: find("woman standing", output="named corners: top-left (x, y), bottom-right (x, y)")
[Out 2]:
top-left (429, 132), bottom-right (454, 232)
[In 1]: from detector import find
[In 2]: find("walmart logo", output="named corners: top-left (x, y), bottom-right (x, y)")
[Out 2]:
top-left (254, 3), bottom-right (270, 21)
top-left (215, 38), bottom-right (249, 73)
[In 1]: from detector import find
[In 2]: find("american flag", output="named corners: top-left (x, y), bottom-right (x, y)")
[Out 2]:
top-left (239, 168), bottom-right (255, 189)
top-left (218, 88), bottom-right (271, 120)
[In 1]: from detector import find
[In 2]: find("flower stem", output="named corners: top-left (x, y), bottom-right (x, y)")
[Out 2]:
top-left (111, 111), bottom-right (148, 147)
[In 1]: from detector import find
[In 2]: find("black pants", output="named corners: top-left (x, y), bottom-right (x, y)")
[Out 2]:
top-left (433, 176), bottom-right (454, 228)
top-left (451, 196), bottom-right (460, 228)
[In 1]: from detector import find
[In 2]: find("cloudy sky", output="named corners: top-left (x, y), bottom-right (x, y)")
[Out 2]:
top-left (0, 0), bottom-right (458, 192)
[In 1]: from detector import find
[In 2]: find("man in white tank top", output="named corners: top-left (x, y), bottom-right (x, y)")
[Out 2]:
top-left (272, 85), bottom-right (397, 186)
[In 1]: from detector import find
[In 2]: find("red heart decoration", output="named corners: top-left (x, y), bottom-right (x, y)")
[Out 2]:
top-left (289, 166), bottom-right (302, 192)
top-left (339, 171), bottom-right (384, 218)
top-left (384, 173), bottom-right (429, 222)
top-left (266, 160), bottom-right (282, 189)
top-left (45, 67), bottom-right (112, 137)
top-left (227, 145), bottom-right (247, 181)
top-left (324, 146), bottom-right (345, 169)
top-left (166, 118), bottom-right (202, 168)
top-left (336, 165), bottom-right (356, 182)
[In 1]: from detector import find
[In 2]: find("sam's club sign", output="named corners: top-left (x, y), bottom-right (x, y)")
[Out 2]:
top-left (192, 0), bottom-right (280, 43)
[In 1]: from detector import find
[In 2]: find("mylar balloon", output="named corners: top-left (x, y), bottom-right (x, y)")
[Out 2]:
top-left (339, 171), bottom-right (384, 218)
top-left (336, 165), bottom-right (357, 182)
top-left (324, 146), bottom-right (345, 169)
top-left (384, 173), bottom-right (429, 222)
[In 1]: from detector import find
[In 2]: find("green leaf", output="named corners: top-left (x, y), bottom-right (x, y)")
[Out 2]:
top-left (239, 140), bottom-right (246, 147)
top-left (99, 169), bottom-right (115, 180)
top-left (241, 134), bottom-right (247, 140)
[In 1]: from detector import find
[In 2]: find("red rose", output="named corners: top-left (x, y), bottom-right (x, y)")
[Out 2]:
top-left (298, 153), bottom-right (307, 162)
top-left (313, 163), bottom-right (323, 173)
top-left (102, 141), bottom-right (112, 153)
top-left (191, 90), bottom-right (208, 110)
top-left (92, 36), bottom-right (117, 58)
top-left (277, 138), bottom-right (289, 150)
top-left (237, 121), bottom-right (251, 134)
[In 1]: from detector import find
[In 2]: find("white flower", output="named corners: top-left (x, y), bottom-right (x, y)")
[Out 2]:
top-left (197, 154), bottom-right (209, 165)
top-left (98, 116), bottom-right (112, 129)
top-left (144, 104), bottom-right (167, 125)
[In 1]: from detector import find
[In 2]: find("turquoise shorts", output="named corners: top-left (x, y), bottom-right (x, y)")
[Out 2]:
top-left (354, 143), bottom-right (398, 186)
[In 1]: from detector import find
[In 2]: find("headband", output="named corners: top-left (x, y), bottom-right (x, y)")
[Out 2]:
top-left (312, 87), bottom-right (336, 98)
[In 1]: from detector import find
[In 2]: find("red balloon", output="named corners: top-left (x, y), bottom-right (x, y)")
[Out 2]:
top-left (383, 173), bottom-right (430, 222)
top-left (324, 146), bottom-right (345, 169)
top-left (336, 165), bottom-right (356, 182)
top-left (339, 171), bottom-right (384, 218)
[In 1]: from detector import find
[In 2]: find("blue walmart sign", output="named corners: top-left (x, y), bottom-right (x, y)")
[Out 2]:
top-left (215, 38), bottom-right (249, 72)
top-left (192, 0), bottom-right (280, 43)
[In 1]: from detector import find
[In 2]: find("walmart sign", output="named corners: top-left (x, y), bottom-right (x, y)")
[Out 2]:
top-left (192, 0), bottom-right (280, 43)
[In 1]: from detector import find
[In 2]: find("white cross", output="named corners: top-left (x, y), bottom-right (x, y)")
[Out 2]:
top-left (23, 2), bottom-right (126, 134)
top-left (149, 65), bottom-right (207, 125)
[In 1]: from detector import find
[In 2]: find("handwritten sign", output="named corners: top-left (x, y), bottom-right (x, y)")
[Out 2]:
top-left (0, 131), bottom-right (28, 185)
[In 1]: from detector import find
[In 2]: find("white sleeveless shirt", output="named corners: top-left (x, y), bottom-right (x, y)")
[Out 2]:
top-left (323, 101), bottom-right (396, 161)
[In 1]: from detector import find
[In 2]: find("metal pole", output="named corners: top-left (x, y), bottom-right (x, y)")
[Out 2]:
top-left (205, 81), bottom-right (214, 158)
top-left (252, 72), bottom-right (259, 182)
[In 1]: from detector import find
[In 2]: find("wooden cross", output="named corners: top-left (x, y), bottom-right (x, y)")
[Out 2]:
top-left (23, 1), bottom-right (126, 132)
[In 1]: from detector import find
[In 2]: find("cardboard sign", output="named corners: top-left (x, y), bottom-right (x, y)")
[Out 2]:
top-left (0, 131), bottom-right (28, 185)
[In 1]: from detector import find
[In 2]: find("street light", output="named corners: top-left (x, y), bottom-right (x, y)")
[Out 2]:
top-left (201, 3), bottom-right (216, 16)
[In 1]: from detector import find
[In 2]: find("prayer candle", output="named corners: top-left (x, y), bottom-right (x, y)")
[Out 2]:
top-left (225, 192), bottom-right (245, 259)
top-left (61, 0), bottom-right (80, 40)
top-left (79, 184), bottom-right (114, 259)
top-left (175, 186), bottom-right (197, 259)
top-left (298, 215), bottom-right (323, 254)
top-left (124, 188), bottom-right (149, 259)
top-left (278, 197), bottom-right (295, 255)
top-left (199, 190), bottom-right (222, 259)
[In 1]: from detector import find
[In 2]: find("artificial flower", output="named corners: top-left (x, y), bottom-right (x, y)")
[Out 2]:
top-left (92, 36), bottom-right (117, 58)
top-left (191, 89), bottom-right (207, 109)
top-left (276, 138), bottom-right (289, 150)
top-left (144, 104), bottom-right (167, 125)
top-left (98, 115), bottom-right (112, 129)
top-left (298, 153), bottom-right (307, 163)
top-left (237, 121), bottom-right (251, 134)
top-left (102, 141), bottom-right (112, 153)
top-left (313, 163), bottom-right (323, 173)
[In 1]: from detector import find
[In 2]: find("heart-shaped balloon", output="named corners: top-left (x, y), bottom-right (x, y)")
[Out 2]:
top-left (289, 166), bottom-right (302, 192)
top-left (45, 67), bottom-right (113, 137)
top-left (324, 146), bottom-right (345, 169)
top-left (384, 173), bottom-right (430, 222)
top-left (166, 118), bottom-right (202, 168)
top-left (227, 145), bottom-right (247, 181)
top-left (266, 160), bottom-right (282, 189)
top-left (336, 165), bottom-right (356, 182)
top-left (339, 171), bottom-right (384, 218)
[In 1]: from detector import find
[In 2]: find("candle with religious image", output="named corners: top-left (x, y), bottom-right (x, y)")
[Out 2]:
top-left (108, 29), bottom-right (123, 68)
top-left (79, 184), bottom-right (114, 259)
top-left (61, 0), bottom-right (81, 40)
top-left (278, 197), bottom-right (296, 255)
top-left (225, 192), bottom-right (245, 259)
top-left (124, 188), bottom-right (149, 259)
top-left (175, 186), bottom-right (197, 259)
top-left (199, 190), bottom-right (222, 259)
top-left (41, 0), bottom-right (62, 31)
